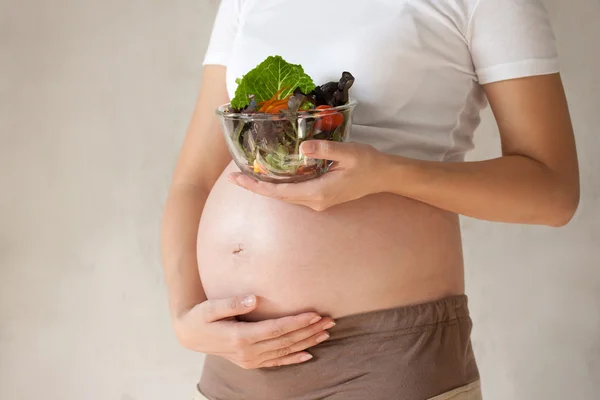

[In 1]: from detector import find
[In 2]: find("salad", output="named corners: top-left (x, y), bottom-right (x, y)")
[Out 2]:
top-left (219, 55), bottom-right (356, 182)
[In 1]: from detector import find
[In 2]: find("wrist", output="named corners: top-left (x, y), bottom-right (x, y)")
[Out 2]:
top-left (171, 307), bottom-right (192, 327)
top-left (370, 151), bottom-right (419, 196)
top-left (171, 297), bottom-right (206, 321)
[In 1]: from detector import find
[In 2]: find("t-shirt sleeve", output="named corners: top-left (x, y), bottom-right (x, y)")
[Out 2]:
top-left (467, 0), bottom-right (560, 85)
top-left (202, 0), bottom-right (242, 67)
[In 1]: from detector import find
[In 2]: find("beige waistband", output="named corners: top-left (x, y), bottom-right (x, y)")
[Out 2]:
top-left (428, 380), bottom-right (483, 400)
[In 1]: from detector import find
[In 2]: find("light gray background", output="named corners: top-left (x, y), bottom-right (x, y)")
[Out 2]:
top-left (1, 0), bottom-right (598, 399)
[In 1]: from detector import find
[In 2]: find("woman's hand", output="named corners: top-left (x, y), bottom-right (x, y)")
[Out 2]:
top-left (229, 141), bottom-right (385, 211)
top-left (173, 295), bottom-right (335, 369)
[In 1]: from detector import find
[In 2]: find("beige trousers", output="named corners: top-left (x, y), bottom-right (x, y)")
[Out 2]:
top-left (428, 381), bottom-right (483, 400)
top-left (194, 380), bottom-right (482, 400)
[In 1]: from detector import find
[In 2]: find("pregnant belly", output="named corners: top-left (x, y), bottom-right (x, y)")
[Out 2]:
top-left (197, 163), bottom-right (465, 321)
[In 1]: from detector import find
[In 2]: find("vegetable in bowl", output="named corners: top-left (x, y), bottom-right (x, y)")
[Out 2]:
top-left (217, 55), bottom-right (357, 183)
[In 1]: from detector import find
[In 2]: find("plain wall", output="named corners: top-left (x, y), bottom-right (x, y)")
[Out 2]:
top-left (0, 0), bottom-right (598, 399)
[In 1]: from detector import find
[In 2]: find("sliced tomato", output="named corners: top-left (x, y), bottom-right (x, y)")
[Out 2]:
top-left (314, 105), bottom-right (344, 132)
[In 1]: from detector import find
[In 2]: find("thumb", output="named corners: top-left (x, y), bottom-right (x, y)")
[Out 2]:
top-left (202, 294), bottom-right (257, 322)
top-left (300, 140), bottom-right (353, 162)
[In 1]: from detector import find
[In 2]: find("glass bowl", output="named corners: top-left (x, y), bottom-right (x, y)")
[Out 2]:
top-left (216, 99), bottom-right (357, 183)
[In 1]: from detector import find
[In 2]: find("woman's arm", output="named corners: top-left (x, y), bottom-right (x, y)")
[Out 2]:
top-left (379, 73), bottom-right (580, 227)
top-left (230, 73), bottom-right (580, 227)
top-left (161, 65), bottom-right (232, 319)
top-left (161, 66), bottom-right (333, 368)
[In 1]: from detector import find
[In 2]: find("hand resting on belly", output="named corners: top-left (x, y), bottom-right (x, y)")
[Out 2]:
top-left (173, 294), bottom-right (335, 369)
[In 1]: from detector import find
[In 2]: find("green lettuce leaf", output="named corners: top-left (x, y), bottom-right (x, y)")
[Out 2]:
top-left (231, 56), bottom-right (316, 110)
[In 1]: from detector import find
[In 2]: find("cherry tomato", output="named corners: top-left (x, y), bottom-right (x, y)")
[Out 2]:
top-left (314, 105), bottom-right (344, 132)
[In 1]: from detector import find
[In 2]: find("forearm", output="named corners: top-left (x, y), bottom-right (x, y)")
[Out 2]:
top-left (379, 154), bottom-right (579, 227)
top-left (161, 183), bottom-right (209, 319)
top-left (159, 66), bottom-right (231, 320)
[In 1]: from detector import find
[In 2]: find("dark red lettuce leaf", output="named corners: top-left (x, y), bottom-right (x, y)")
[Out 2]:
top-left (312, 72), bottom-right (355, 107)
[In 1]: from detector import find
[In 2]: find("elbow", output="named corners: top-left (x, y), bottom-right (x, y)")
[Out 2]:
top-left (546, 186), bottom-right (580, 228)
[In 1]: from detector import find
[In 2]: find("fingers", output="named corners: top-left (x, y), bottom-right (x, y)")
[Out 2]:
top-left (256, 352), bottom-right (314, 369)
top-left (202, 295), bottom-right (257, 322)
top-left (228, 174), bottom-right (277, 197)
top-left (258, 328), bottom-right (331, 363)
top-left (229, 173), bottom-right (316, 202)
top-left (227, 314), bottom-right (334, 370)
top-left (239, 312), bottom-right (325, 344)
top-left (300, 140), bottom-right (355, 163)
top-left (255, 317), bottom-right (334, 353)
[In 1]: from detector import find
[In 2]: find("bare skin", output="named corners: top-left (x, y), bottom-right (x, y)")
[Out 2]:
top-left (162, 66), bottom-right (579, 368)
top-left (198, 170), bottom-right (465, 321)
top-left (161, 66), bottom-right (333, 368)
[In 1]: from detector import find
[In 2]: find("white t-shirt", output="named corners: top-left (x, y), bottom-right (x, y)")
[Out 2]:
top-left (203, 0), bottom-right (560, 161)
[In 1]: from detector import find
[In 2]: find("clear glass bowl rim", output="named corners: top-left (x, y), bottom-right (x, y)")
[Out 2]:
top-left (216, 98), bottom-right (358, 120)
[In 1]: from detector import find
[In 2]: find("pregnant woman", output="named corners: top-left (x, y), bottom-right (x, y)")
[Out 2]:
top-left (161, 1), bottom-right (579, 399)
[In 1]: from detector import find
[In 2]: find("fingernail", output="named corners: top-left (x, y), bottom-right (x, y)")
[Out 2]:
top-left (302, 141), bottom-right (316, 154)
top-left (242, 295), bottom-right (256, 307)
top-left (300, 353), bottom-right (313, 362)
top-left (310, 316), bottom-right (322, 324)
top-left (323, 321), bottom-right (336, 329)
top-left (316, 333), bottom-right (330, 343)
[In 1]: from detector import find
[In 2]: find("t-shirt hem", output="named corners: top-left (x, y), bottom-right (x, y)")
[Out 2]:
top-left (202, 51), bottom-right (229, 67)
top-left (476, 58), bottom-right (560, 85)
